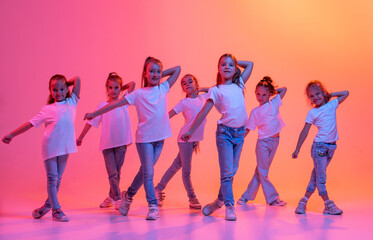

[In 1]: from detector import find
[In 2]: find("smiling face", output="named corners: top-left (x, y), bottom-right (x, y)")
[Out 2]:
top-left (49, 79), bottom-right (68, 102)
top-left (255, 86), bottom-right (271, 105)
top-left (144, 62), bottom-right (162, 87)
top-left (181, 75), bottom-right (198, 96)
top-left (218, 56), bottom-right (237, 82)
top-left (106, 80), bottom-right (121, 101)
top-left (307, 85), bottom-right (326, 107)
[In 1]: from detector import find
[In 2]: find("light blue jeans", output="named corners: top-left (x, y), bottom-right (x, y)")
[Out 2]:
top-left (102, 145), bottom-right (127, 201)
top-left (242, 137), bottom-right (280, 204)
top-left (216, 124), bottom-right (245, 206)
top-left (43, 154), bottom-right (69, 210)
top-left (306, 142), bottom-right (337, 196)
top-left (156, 142), bottom-right (198, 200)
top-left (127, 140), bottom-right (164, 205)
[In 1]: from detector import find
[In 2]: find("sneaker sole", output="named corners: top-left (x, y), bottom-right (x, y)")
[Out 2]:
top-left (189, 205), bottom-right (202, 210)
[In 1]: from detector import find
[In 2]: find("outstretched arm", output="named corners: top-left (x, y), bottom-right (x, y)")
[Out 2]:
top-left (181, 99), bottom-right (214, 141)
top-left (292, 123), bottom-right (312, 159)
top-left (198, 87), bottom-right (209, 94)
top-left (2, 122), bottom-right (33, 144)
top-left (163, 66), bottom-right (181, 88)
top-left (76, 123), bottom-right (92, 146)
top-left (84, 97), bottom-right (129, 120)
top-left (122, 81), bottom-right (136, 93)
top-left (67, 76), bottom-right (81, 98)
top-left (169, 109), bottom-right (177, 119)
top-left (276, 87), bottom-right (287, 99)
top-left (330, 91), bottom-right (349, 104)
top-left (238, 61), bottom-right (254, 84)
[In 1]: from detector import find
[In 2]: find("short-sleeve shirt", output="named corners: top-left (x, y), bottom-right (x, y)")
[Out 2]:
top-left (29, 93), bottom-right (79, 160)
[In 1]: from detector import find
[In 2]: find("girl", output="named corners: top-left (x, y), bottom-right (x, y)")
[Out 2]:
top-left (236, 76), bottom-right (287, 206)
top-left (182, 54), bottom-right (254, 221)
top-left (154, 74), bottom-right (209, 209)
top-left (2, 75), bottom-right (81, 222)
top-left (84, 57), bottom-right (180, 220)
top-left (292, 80), bottom-right (349, 215)
top-left (76, 72), bottom-right (135, 209)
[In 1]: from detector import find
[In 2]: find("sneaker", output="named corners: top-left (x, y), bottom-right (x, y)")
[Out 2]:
top-left (155, 189), bottom-right (165, 207)
top-left (202, 199), bottom-right (224, 216)
top-left (225, 206), bottom-right (236, 221)
top-left (146, 204), bottom-right (159, 220)
top-left (52, 209), bottom-right (69, 222)
top-left (323, 200), bottom-right (343, 215)
top-left (295, 200), bottom-right (307, 214)
top-left (32, 204), bottom-right (51, 219)
top-left (114, 199), bottom-right (121, 210)
top-left (269, 199), bottom-right (287, 206)
top-left (189, 198), bottom-right (202, 209)
top-left (118, 191), bottom-right (132, 216)
top-left (100, 196), bottom-right (114, 208)
top-left (237, 197), bottom-right (248, 205)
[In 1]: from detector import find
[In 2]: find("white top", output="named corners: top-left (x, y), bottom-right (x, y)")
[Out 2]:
top-left (125, 81), bottom-right (172, 143)
top-left (173, 93), bottom-right (208, 142)
top-left (208, 77), bottom-right (248, 128)
top-left (246, 94), bottom-right (285, 139)
top-left (88, 100), bottom-right (133, 151)
top-left (29, 93), bottom-right (79, 160)
top-left (305, 98), bottom-right (339, 143)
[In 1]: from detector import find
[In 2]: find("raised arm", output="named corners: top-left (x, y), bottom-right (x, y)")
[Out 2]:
top-left (330, 91), bottom-right (349, 104)
top-left (163, 66), bottom-right (181, 88)
top-left (292, 123), bottom-right (312, 159)
top-left (122, 81), bottom-right (135, 93)
top-left (181, 99), bottom-right (214, 141)
top-left (84, 97), bottom-right (129, 120)
top-left (238, 61), bottom-right (254, 84)
top-left (76, 123), bottom-right (92, 146)
top-left (2, 122), bottom-right (33, 144)
top-left (276, 87), bottom-right (287, 99)
top-left (67, 76), bottom-right (81, 98)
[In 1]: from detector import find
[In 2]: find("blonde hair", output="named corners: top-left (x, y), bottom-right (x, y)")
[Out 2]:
top-left (256, 76), bottom-right (277, 95)
top-left (47, 74), bottom-right (70, 104)
top-left (305, 80), bottom-right (331, 106)
top-left (216, 54), bottom-right (242, 88)
top-left (141, 57), bottom-right (163, 87)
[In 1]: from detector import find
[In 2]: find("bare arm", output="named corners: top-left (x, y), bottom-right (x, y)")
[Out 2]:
top-left (237, 61), bottom-right (254, 84)
top-left (330, 91), bottom-right (349, 104)
top-left (76, 123), bottom-right (92, 146)
top-left (181, 99), bottom-right (214, 141)
top-left (163, 66), bottom-right (181, 88)
top-left (84, 97), bottom-right (129, 120)
top-left (67, 76), bottom-right (81, 98)
top-left (276, 87), bottom-right (287, 99)
top-left (169, 109), bottom-right (177, 119)
top-left (244, 129), bottom-right (250, 138)
top-left (2, 122), bottom-right (33, 144)
top-left (292, 123), bottom-right (312, 159)
top-left (122, 81), bottom-right (135, 93)
top-left (198, 87), bottom-right (209, 94)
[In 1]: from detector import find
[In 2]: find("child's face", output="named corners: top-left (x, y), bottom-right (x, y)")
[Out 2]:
top-left (256, 86), bottom-right (271, 105)
top-left (218, 57), bottom-right (237, 81)
top-left (181, 76), bottom-right (198, 96)
top-left (308, 86), bottom-right (326, 107)
top-left (50, 79), bottom-right (68, 102)
top-left (145, 62), bottom-right (162, 87)
top-left (107, 80), bottom-right (121, 100)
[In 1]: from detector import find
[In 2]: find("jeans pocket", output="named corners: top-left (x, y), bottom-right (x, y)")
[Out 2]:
top-left (316, 146), bottom-right (328, 157)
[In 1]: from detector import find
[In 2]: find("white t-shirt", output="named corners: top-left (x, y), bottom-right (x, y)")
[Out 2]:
top-left (305, 98), bottom-right (339, 143)
top-left (125, 81), bottom-right (172, 143)
top-left (246, 94), bottom-right (285, 139)
top-left (173, 93), bottom-right (208, 142)
top-left (208, 77), bottom-right (248, 128)
top-left (88, 100), bottom-right (133, 151)
top-left (30, 93), bottom-right (79, 160)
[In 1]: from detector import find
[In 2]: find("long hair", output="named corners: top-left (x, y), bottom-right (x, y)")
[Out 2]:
top-left (216, 53), bottom-right (242, 88)
top-left (106, 72), bottom-right (123, 97)
top-left (47, 74), bottom-right (70, 104)
top-left (305, 80), bottom-right (331, 106)
top-left (141, 57), bottom-right (163, 88)
top-left (256, 76), bottom-right (277, 95)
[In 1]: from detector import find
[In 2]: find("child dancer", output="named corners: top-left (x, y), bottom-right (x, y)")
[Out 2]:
top-left (2, 75), bottom-right (81, 222)
top-left (182, 54), bottom-right (254, 221)
top-left (84, 57), bottom-right (180, 220)
top-left (292, 80), bottom-right (349, 215)
top-left (236, 76), bottom-right (287, 206)
top-left (155, 74), bottom-right (208, 209)
top-left (76, 72), bottom-right (135, 209)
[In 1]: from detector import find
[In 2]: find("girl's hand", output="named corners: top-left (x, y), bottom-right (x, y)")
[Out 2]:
top-left (84, 113), bottom-right (95, 120)
top-left (181, 132), bottom-right (192, 142)
top-left (244, 129), bottom-right (250, 138)
top-left (2, 134), bottom-right (13, 144)
top-left (292, 150), bottom-right (299, 159)
top-left (76, 138), bottom-right (83, 146)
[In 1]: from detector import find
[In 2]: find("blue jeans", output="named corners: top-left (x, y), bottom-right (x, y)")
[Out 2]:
top-left (102, 145), bottom-right (127, 201)
top-left (43, 154), bottom-right (69, 210)
top-left (216, 124), bottom-right (245, 206)
top-left (127, 140), bottom-right (164, 205)
top-left (242, 137), bottom-right (280, 204)
top-left (156, 142), bottom-right (198, 200)
top-left (306, 142), bottom-right (337, 196)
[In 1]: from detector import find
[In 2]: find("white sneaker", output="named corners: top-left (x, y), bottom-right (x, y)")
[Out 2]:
top-left (225, 206), bottom-right (236, 221)
top-left (202, 199), bottom-right (224, 216)
top-left (100, 196), bottom-right (114, 208)
top-left (146, 204), bottom-right (159, 220)
top-left (118, 191), bottom-right (132, 216)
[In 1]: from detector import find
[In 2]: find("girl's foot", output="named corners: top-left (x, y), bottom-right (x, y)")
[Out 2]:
top-left (295, 198), bottom-right (307, 214)
top-left (236, 197), bottom-right (248, 205)
top-left (32, 204), bottom-right (51, 219)
top-left (100, 196), bottom-right (114, 208)
top-left (189, 198), bottom-right (202, 209)
top-left (52, 209), bottom-right (69, 222)
top-left (146, 204), bottom-right (159, 220)
top-left (269, 199), bottom-right (287, 206)
top-left (323, 200), bottom-right (343, 215)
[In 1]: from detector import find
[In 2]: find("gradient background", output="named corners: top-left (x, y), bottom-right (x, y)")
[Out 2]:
top-left (1, 0), bottom-right (372, 212)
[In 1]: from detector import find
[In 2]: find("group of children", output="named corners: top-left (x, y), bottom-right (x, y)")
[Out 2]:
top-left (2, 54), bottom-right (349, 222)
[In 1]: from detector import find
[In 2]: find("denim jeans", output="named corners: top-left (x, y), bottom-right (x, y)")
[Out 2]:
top-left (127, 140), bottom-right (164, 205)
top-left (102, 145), bottom-right (127, 201)
top-left (156, 142), bottom-right (198, 200)
top-left (216, 124), bottom-right (245, 206)
top-left (43, 154), bottom-right (69, 210)
top-left (242, 137), bottom-right (280, 204)
top-left (306, 142), bottom-right (337, 196)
